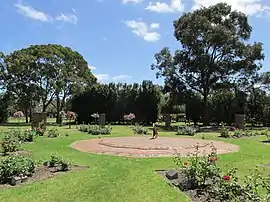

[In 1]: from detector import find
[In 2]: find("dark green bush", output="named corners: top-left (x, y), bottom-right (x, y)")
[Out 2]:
top-left (48, 154), bottom-right (70, 171)
top-left (0, 155), bottom-right (35, 184)
top-left (47, 128), bottom-right (60, 138)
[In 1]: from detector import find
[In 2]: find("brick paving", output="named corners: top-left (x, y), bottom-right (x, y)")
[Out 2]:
top-left (70, 137), bottom-right (239, 158)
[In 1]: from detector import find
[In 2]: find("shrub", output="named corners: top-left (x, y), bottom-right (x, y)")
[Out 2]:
top-left (49, 154), bottom-right (62, 167)
top-left (1, 133), bottom-right (21, 154)
top-left (22, 129), bottom-right (36, 142)
top-left (81, 125), bottom-right (112, 135)
top-left (48, 154), bottom-right (70, 171)
top-left (35, 127), bottom-right (45, 136)
top-left (175, 144), bottom-right (220, 189)
top-left (79, 124), bottom-right (88, 133)
top-left (174, 145), bottom-right (270, 201)
top-left (47, 128), bottom-right (60, 138)
top-left (176, 126), bottom-right (198, 136)
top-left (131, 124), bottom-right (148, 135)
top-left (231, 130), bottom-right (269, 139)
top-left (0, 155), bottom-right (35, 184)
top-left (219, 122), bottom-right (229, 138)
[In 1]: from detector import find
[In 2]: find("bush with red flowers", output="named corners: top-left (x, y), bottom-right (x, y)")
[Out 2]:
top-left (173, 145), bottom-right (270, 201)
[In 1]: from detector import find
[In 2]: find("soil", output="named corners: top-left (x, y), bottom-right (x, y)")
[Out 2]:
top-left (0, 164), bottom-right (88, 190)
top-left (157, 170), bottom-right (220, 202)
top-left (71, 137), bottom-right (239, 158)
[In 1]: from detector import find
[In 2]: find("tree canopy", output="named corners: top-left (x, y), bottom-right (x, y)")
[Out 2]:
top-left (2, 44), bottom-right (96, 123)
top-left (151, 3), bottom-right (264, 125)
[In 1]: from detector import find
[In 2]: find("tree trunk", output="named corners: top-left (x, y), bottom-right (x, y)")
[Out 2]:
top-left (29, 107), bottom-right (32, 122)
top-left (203, 94), bottom-right (209, 126)
top-left (25, 110), bottom-right (29, 123)
top-left (56, 95), bottom-right (62, 124)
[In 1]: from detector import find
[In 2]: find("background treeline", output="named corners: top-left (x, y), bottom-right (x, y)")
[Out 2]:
top-left (70, 81), bottom-right (270, 126)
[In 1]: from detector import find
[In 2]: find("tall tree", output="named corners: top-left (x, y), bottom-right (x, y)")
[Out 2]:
top-left (4, 44), bottom-right (96, 123)
top-left (151, 3), bottom-right (264, 125)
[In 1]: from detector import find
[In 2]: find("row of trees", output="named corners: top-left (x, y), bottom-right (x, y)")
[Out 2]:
top-left (70, 80), bottom-right (270, 126)
top-left (71, 81), bottom-right (161, 124)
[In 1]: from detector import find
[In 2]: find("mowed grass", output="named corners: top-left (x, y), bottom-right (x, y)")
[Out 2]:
top-left (0, 124), bottom-right (269, 202)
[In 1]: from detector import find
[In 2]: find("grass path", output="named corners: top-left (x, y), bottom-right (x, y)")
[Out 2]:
top-left (0, 126), bottom-right (269, 202)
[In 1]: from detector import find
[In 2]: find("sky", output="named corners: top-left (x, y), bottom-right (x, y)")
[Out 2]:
top-left (1, 0), bottom-right (270, 84)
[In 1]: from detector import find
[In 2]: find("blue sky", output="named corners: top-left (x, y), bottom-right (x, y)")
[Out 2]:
top-left (1, 0), bottom-right (270, 84)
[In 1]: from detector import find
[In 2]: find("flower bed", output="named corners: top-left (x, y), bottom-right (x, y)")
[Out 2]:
top-left (0, 154), bottom-right (87, 189)
top-left (157, 144), bottom-right (270, 201)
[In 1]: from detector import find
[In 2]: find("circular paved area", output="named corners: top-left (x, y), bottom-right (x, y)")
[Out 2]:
top-left (70, 137), bottom-right (239, 158)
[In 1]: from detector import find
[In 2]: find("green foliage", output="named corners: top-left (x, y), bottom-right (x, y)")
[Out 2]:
top-left (0, 155), bottom-right (35, 184)
top-left (72, 81), bottom-right (161, 124)
top-left (130, 124), bottom-right (148, 135)
top-left (151, 3), bottom-right (264, 126)
top-left (232, 129), bottom-right (268, 138)
top-left (35, 127), bottom-right (45, 136)
top-left (174, 145), bottom-right (270, 201)
top-left (48, 154), bottom-right (70, 171)
top-left (78, 124), bottom-right (88, 133)
top-left (1, 133), bottom-right (21, 154)
top-left (219, 123), bottom-right (230, 138)
top-left (0, 93), bottom-right (12, 123)
top-left (22, 129), bottom-right (36, 142)
top-left (176, 126), bottom-right (198, 136)
top-left (8, 129), bottom-right (36, 143)
top-left (3, 44), bottom-right (96, 120)
top-left (175, 144), bottom-right (220, 189)
top-left (79, 124), bottom-right (112, 135)
top-left (47, 128), bottom-right (60, 138)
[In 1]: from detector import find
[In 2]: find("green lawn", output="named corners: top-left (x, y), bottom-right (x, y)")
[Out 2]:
top-left (0, 125), bottom-right (269, 202)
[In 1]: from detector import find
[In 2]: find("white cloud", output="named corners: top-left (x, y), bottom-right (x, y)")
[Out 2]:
top-left (14, 3), bottom-right (52, 22)
top-left (122, 0), bottom-right (143, 4)
top-left (14, 3), bottom-right (78, 24)
top-left (94, 74), bottom-right (109, 82)
top-left (146, 0), bottom-right (184, 13)
top-left (88, 65), bottom-right (97, 70)
top-left (192, 0), bottom-right (270, 16)
top-left (150, 23), bottom-right (160, 29)
top-left (55, 13), bottom-right (78, 24)
top-left (112, 75), bottom-right (132, 81)
top-left (124, 20), bottom-right (161, 42)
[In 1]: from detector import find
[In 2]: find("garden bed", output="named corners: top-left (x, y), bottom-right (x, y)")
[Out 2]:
top-left (157, 170), bottom-right (217, 202)
top-left (0, 164), bottom-right (88, 189)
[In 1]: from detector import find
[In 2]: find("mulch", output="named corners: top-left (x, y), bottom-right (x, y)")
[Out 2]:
top-left (0, 164), bottom-right (88, 190)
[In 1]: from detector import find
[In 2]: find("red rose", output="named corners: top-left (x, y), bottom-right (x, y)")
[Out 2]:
top-left (210, 157), bottom-right (217, 162)
top-left (184, 162), bottom-right (188, 165)
top-left (223, 175), bottom-right (230, 181)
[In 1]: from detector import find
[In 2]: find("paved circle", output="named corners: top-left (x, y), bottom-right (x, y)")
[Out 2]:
top-left (70, 137), bottom-right (239, 158)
